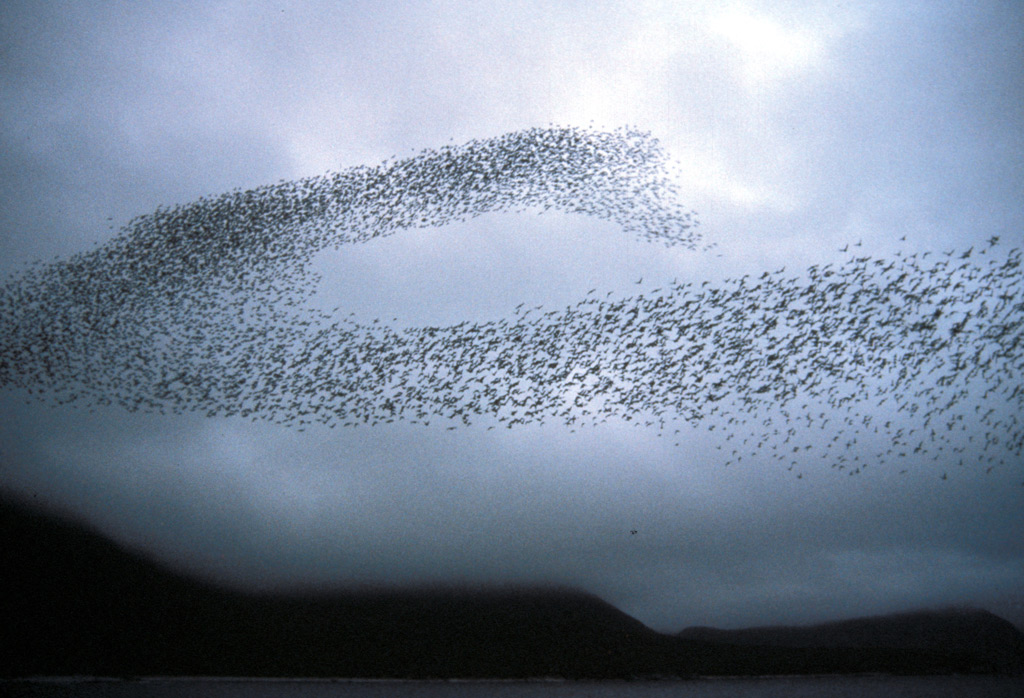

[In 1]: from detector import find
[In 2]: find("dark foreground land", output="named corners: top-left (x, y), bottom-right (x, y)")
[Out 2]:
top-left (2, 495), bottom-right (1022, 679)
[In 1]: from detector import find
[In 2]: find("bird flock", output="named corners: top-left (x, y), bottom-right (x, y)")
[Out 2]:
top-left (1, 125), bottom-right (1021, 480)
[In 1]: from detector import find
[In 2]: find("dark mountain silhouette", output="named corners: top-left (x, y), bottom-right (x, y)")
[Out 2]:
top-left (2, 494), bottom-right (1021, 678)
top-left (678, 607), bottom-right (1024, 675)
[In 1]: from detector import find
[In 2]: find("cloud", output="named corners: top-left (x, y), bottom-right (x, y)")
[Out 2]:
top-left (709, 10), bottom-right (822, 84)
top-left (2, 1), bottom-right (1023, 635)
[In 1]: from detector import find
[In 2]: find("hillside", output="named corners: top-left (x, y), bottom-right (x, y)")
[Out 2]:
top-left (678, 607), bottom-right (1024, 674)
top-left (3, 495), bottom-right (1020, 678)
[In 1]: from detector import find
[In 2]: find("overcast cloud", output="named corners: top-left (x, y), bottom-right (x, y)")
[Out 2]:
top-left (1, 0), bottom-right (1023, 633)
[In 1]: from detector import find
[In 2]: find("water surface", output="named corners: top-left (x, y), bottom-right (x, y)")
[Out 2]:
top-left (5, 676), bottom-right (1022, 698)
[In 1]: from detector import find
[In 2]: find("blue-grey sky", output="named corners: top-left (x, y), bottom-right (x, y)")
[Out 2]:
top-left (1, 0), bottom-right (1023, 632)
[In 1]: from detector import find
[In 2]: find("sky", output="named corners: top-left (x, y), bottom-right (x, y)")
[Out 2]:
top-left (1, 0), bottom-right (1023, 633)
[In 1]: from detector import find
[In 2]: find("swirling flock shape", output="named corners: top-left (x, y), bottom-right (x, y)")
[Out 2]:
top-left (1, 126), bottom-right (1021, 478)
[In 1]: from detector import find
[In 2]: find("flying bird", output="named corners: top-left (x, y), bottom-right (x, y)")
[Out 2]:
top-left (0, 125), bottom-right (1020, 483)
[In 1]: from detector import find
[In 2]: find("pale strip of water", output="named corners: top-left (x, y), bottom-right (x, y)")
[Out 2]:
top-left (3, 676), bottom-right (1022, 698)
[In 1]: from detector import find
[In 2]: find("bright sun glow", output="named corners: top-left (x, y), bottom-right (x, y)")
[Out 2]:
top-left (710, 11), bottom-right (821, 82)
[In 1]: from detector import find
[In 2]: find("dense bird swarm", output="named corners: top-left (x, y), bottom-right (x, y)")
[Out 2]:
top-left (1, 126), bottom-right (1021, 479)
